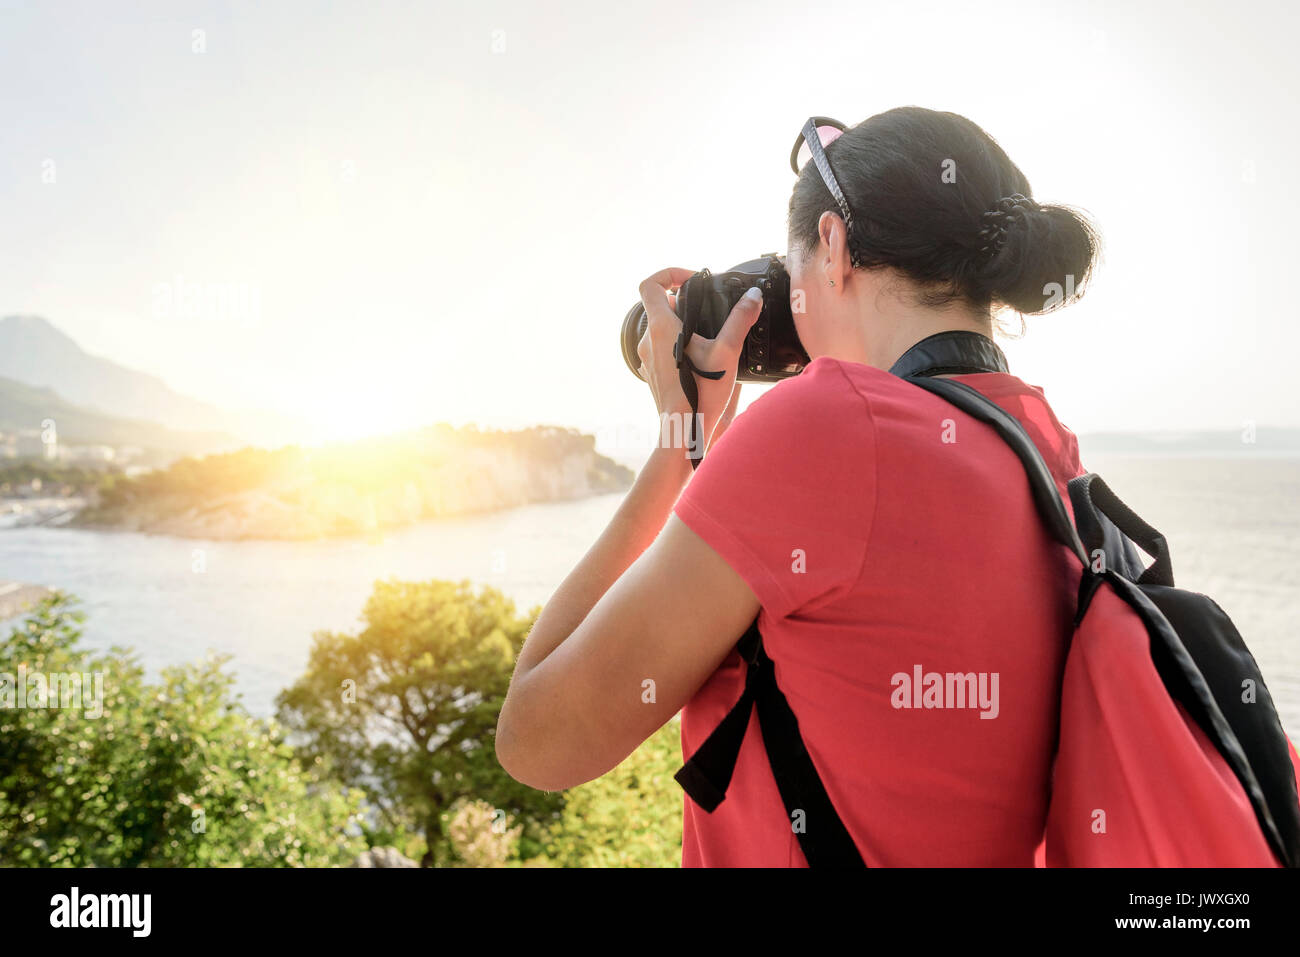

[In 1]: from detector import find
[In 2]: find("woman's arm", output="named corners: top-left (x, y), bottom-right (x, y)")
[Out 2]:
top-left (507, 443), bottom-right (693, 685)
top-left (495, 267), bottom-right (764, 791)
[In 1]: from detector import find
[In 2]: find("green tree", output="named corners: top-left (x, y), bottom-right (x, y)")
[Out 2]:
top-left (545, 719), bottom-right (684, 867)
top-left (275, 578), bottom-right (562, 866)
top-left (0, 594), bottom-right (366, 866)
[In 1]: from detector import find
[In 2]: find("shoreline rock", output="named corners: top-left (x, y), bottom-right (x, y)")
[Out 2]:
top-left (65, 429), bottom-right (635, 542)
top-left (0, 581), bottom-right (54, 621)
top-left (352, 847), bottom-right (418, 868)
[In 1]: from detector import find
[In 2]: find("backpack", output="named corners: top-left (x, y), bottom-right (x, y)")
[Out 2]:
top-left (675, 372), bottom-right (1300, 867)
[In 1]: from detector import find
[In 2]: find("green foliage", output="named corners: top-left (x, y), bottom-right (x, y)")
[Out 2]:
top-left (544, 720), bottom-right (684, 868)
top-left (97, 446), bottom-right (294, 507)
top-left (0, 461), bottom-right (120, 498)
top-left (0, 594), bottom-right (366, 867)
top-left (1, 582), bottom-right (691, 869)
top-left (275, 579), bottom-right (563, 866)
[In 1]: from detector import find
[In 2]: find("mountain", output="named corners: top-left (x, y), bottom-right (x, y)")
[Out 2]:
top-left (0, 376), bottom-right (240, 458)
top-left (0, 315), bottom-right (305, 445)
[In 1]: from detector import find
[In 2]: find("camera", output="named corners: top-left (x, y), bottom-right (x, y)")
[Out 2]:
top-left (620, 254), bottom-right (810, 383)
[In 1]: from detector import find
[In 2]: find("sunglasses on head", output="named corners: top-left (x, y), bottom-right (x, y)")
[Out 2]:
top-left (789, 116), bottom-right (865, 268)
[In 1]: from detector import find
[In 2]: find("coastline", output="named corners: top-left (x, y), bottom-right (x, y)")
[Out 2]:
top-left (0, 496), bottom-right (85, 531)
top-left (69, 481), bottom-right (629, 542)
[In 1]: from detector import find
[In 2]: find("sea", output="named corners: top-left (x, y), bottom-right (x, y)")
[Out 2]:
top-left (1, 453), bottom-right (1297, 739)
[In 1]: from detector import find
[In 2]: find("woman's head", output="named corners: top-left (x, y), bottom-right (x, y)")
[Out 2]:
top-left (785, 106), bottom-right (1100, 366)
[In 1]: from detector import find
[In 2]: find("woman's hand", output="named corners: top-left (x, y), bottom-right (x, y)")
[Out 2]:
top-left (635, 266), bottom-right (764, 457)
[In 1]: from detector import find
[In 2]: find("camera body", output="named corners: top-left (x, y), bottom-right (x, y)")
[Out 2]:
top-left (621, 254), bottom-right (810, 384)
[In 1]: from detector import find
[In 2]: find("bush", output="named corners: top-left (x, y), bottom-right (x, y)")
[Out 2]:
top-left (544, 720), bottom-right (684, 868)
top-left (0, 594), bottom-right (366, 867)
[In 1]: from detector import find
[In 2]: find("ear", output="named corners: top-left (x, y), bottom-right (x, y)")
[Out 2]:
top-left (816, 210), bottom-right (852, 290)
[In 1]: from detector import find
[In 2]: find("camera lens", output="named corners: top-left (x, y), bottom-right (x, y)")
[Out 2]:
top-left (620, 301), bottom-right (649, 380)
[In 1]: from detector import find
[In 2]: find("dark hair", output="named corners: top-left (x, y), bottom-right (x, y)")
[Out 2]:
top-left (787, 106), bottom-right (1100, 316)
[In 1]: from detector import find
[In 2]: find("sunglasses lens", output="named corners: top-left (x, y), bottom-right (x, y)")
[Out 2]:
top-left (795, 125), bottom-right (846, 172)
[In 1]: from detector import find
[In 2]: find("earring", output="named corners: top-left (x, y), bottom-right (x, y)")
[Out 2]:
top-left (829, 279), bottom-right (835, 286)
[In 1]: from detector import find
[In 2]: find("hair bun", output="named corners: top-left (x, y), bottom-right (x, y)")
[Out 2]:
top-left (785, 107), bottom-right (1102, 317)
top-left (976, 199), bottom-right (1099, 315)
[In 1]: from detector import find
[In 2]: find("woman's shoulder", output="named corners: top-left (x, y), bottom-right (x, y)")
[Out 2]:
top-left (782, 359), bottom-right (1064, 421)
top-left (748, 356), bottom-right (883, 419)
top-left (726, 355), bottom-right (1073, 453)
top-left (741, 356), bottom-right (934, 435)
top-left (712, 358), bottom-right (879, 465)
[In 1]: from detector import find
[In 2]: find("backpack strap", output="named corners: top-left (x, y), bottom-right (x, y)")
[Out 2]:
top-left (1068, 472), bottom-right (1172, 587)
top-left (674, 620), bottom-right (867, 866)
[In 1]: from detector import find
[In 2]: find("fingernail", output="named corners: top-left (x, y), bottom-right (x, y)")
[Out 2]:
top-left (743, 287), bottom-right (763, 302)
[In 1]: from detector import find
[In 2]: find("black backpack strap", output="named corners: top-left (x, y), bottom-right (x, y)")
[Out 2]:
top-left (673, 624), bottom-right (764, 812)
top-left (675, 620), bottom-right (867, 867)
top-left (1068, 472), bottom-right (1172, 587)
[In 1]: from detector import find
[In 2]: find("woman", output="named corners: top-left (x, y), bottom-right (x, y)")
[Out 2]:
top-left (496, 106), bottom-right (1100, 866)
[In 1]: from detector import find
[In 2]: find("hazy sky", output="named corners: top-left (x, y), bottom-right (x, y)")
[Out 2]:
top-left (2, 0), bottom-right (1297, 456)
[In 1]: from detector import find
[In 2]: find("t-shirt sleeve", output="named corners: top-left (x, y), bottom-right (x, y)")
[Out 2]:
top-left (672, 359), bottom-right (877, 620)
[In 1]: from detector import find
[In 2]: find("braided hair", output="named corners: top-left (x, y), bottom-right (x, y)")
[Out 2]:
top-left (976, 193), bottom-right (1039, 259)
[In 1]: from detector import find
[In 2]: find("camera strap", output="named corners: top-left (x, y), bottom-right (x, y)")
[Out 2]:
top-left (887, 329), bottom-right (1009, 379)
top-left (674, 268), bottom-right (725, 469)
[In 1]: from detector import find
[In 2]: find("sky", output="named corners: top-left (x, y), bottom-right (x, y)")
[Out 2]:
top-left (1, 0), bottom-right (1297, 458)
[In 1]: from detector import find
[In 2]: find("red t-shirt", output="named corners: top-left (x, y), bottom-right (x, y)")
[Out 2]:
top-left (672, 356), bottom-right (1086, 866)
